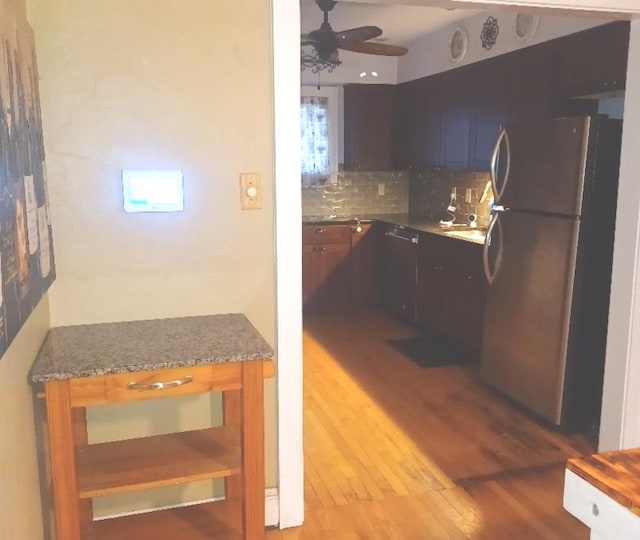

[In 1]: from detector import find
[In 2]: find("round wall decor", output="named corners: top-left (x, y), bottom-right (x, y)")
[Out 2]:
top-left (481, 16), bottom-right (500, 51)
top-left (515, 13), bottom-right (540, 42)
top-left (449, 27), bottom-right (468, 63)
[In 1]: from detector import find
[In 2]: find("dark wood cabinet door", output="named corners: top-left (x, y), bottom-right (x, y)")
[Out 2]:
top-left (311, 243), bottom-right (351, 310)
top-left (344, 84), bottom-right (395, 171)
top-left (351, 224), bottom-right (380, 307)
top-left (443, 241), bottom-right (486, 356)
top-left (469, 59), bottom-right (513, 171)
top-left (424, 86), bottom-right (444, 168)
top-left (394, 83), bottom-right (415, 170)
top-left (558, 22), bottom-right (630, 98)
top-left (302, 225), bottom-right (351, 312)
top-left (302, 244), bottom-right (314, 306)
top-left (440, 70), bottom-right (472, 170)
top-left (417, 234), bottom-right (447, 335)
top-left (510, 41), bottom-right (560, 123)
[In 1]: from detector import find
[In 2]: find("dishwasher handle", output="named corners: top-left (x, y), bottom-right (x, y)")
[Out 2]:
top-left (385, 231), bottom-right (419, 244)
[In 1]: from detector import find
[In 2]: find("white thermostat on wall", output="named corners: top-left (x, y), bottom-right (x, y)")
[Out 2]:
top-left (122, 169), bottom-right (184, 213)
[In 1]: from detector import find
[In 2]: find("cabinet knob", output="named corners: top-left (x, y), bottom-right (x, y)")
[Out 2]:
top-left (313, 246), bottom-right (326, 252)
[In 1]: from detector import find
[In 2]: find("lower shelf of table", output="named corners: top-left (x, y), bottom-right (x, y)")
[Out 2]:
top-left (77, 425), bottom-right (241, 498)
top-left (82, 500), bottom-right (244, 540)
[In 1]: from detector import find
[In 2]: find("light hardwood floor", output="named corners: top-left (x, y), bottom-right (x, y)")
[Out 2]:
top-left (267, 310), bottom-right (592, 539)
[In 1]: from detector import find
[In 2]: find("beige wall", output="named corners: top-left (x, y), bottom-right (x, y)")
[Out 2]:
top-left (0, 296), bottom-right (51, 540)
top-left (28, 0), bottom-right (277, 516)
top-left (0, 2), bottom-right (52, 539)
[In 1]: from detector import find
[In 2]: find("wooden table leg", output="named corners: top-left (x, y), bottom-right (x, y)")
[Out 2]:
top-left (73, 407), bottom-right (93, 525)
top-left (241, 360), bottom-right (265, 539)
top-left (45, 380), bottom-right (81, 540)
top-left (223, 389), bottom-right (242, 503)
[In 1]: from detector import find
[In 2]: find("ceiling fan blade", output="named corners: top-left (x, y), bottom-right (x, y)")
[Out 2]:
top-left (337, 40), bottom-right (408, 57)
top-left (335, 26), bottom-right (382, 43)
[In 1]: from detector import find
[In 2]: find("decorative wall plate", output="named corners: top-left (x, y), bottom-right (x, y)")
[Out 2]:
top-left (515, 14), bottom-right (540, 42)
top-left (449, 27), bottom-right (468, 63)
top-left (481, 16), bottom-right (499, 51)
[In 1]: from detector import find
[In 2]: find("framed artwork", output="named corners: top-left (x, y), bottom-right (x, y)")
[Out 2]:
top-left (0, 0), bottom-right (56, 358)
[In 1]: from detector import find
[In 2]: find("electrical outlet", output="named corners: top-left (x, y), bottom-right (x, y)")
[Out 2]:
top-left (378, 183), bottom-right (385, 196)
top-left (465, 188), bottom-right (472, 203)
top-left (240, 172), bottom-right (262, 210)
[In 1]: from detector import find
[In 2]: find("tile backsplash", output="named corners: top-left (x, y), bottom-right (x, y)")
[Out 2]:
top-left (409, 169), bottom-right (492, 227)
top-left (301, 168), bottom-right (492, 226)
top-left (302, 171), bottom-right (410, 217)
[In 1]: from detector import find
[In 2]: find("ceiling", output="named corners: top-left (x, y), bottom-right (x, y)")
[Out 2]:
top-left (300, 0), bottom-right (480, 46)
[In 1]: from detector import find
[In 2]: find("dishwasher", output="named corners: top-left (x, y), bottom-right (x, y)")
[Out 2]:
top-left (382, 226), bottom-right (419, 325)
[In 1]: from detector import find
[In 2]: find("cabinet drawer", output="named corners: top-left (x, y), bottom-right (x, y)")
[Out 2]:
top-left (564, 469), bottom-right (640, 540)
top-left (68, 364), bottom-right (244, 406)
top-left (303, 225), bottom-right (351, 245)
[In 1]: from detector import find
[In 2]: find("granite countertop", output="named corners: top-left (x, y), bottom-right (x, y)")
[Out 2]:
top-left (302, 213), bottom-right (487, 244)
top-left (567, 448), bottom-right (640, 516)
top-left (30, 314), bottom-right (274, 383)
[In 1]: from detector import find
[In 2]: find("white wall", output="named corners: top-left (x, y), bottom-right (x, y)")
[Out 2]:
top-left (28, 0), bottom-right (277, 518)
top-left (399, 11), bottom-right (608, 82)
top-left (0, 296), bottom-right (50, 540)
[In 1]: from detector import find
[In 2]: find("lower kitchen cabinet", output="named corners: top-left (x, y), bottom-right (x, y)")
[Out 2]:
top-left (302, 225), bottom-right (351, 311)
top-left (418, 233), bottom-right (486, 357)
top-left (351, 223), bottom-right (380, 307)
top-left (302, 223), bottom-right (380, 312)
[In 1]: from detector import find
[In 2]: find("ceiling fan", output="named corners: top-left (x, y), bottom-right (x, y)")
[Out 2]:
top-left (301, 0), bottom-right (408, 71)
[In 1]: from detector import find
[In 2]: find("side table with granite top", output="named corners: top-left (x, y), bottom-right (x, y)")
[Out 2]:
top-left (29, 314), bottom-right (275, 540)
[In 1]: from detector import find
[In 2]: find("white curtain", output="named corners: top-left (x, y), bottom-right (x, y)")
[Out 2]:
top-left (300, 96), bottom-right (331, 186)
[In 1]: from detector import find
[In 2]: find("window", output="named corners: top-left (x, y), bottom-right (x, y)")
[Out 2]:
top-left (300, 87), bottom-right (340, 187)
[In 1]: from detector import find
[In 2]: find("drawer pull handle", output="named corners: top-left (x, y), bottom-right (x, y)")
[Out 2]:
top-left (315, 228), bottom-right (326, 234)
top-left (592, 503), bottom-right (599, 517)
top-left (127, 376), bottom-right (193, 391)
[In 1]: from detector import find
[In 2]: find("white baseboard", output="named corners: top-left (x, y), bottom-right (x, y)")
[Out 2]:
top-left (97, 488), bottom-right (280, 528)
top-left (265, 487), bottom-right (279, 527)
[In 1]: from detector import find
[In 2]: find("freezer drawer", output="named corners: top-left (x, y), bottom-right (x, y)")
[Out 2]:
top-left (480, 210), bottom-right (580, 424)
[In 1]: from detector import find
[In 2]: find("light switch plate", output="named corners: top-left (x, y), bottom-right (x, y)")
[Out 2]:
top-left (378, 183), bottom-right (385, 196)
top-left (240, 172), bottom-right (262, 210)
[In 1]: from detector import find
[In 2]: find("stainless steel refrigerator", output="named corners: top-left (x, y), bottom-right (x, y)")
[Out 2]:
top-left (481, 116), bottom-right (622, 431)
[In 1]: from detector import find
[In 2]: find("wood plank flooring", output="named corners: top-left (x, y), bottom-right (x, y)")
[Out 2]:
top-left (267, 310), bottom-right (592, 539)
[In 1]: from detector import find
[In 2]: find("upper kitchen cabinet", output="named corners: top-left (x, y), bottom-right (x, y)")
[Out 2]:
top-left (468, 58), bottom-right (513, 171)
top-left (510, 40), bottom-right (561, 123)
top-left (394, 78), bottom-right (445, 170)
top-left (558, 22), bottom-right (630, 99)
top-left (439, 68), bottom-right (472, 171)
top-left (344, 84), bottom-right (395, 171)
top-left (394, 81), bottom-right (420, 170)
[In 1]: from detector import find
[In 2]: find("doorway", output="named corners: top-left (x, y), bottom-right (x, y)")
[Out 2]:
top-left (274, 0), bottom-right (640, 529)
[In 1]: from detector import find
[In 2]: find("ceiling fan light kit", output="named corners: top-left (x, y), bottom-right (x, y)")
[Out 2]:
top-left (301, 0), bottom-right (408, 74)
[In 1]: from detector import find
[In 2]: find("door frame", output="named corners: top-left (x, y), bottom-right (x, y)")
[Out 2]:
top-left (272, 0), bottom-right (640, 528)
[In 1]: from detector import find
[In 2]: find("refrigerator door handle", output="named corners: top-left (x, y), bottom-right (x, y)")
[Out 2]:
top-left (483, 212), bottom-right (504, 285)
top-left (490, 129), bottom-right (511, 203)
